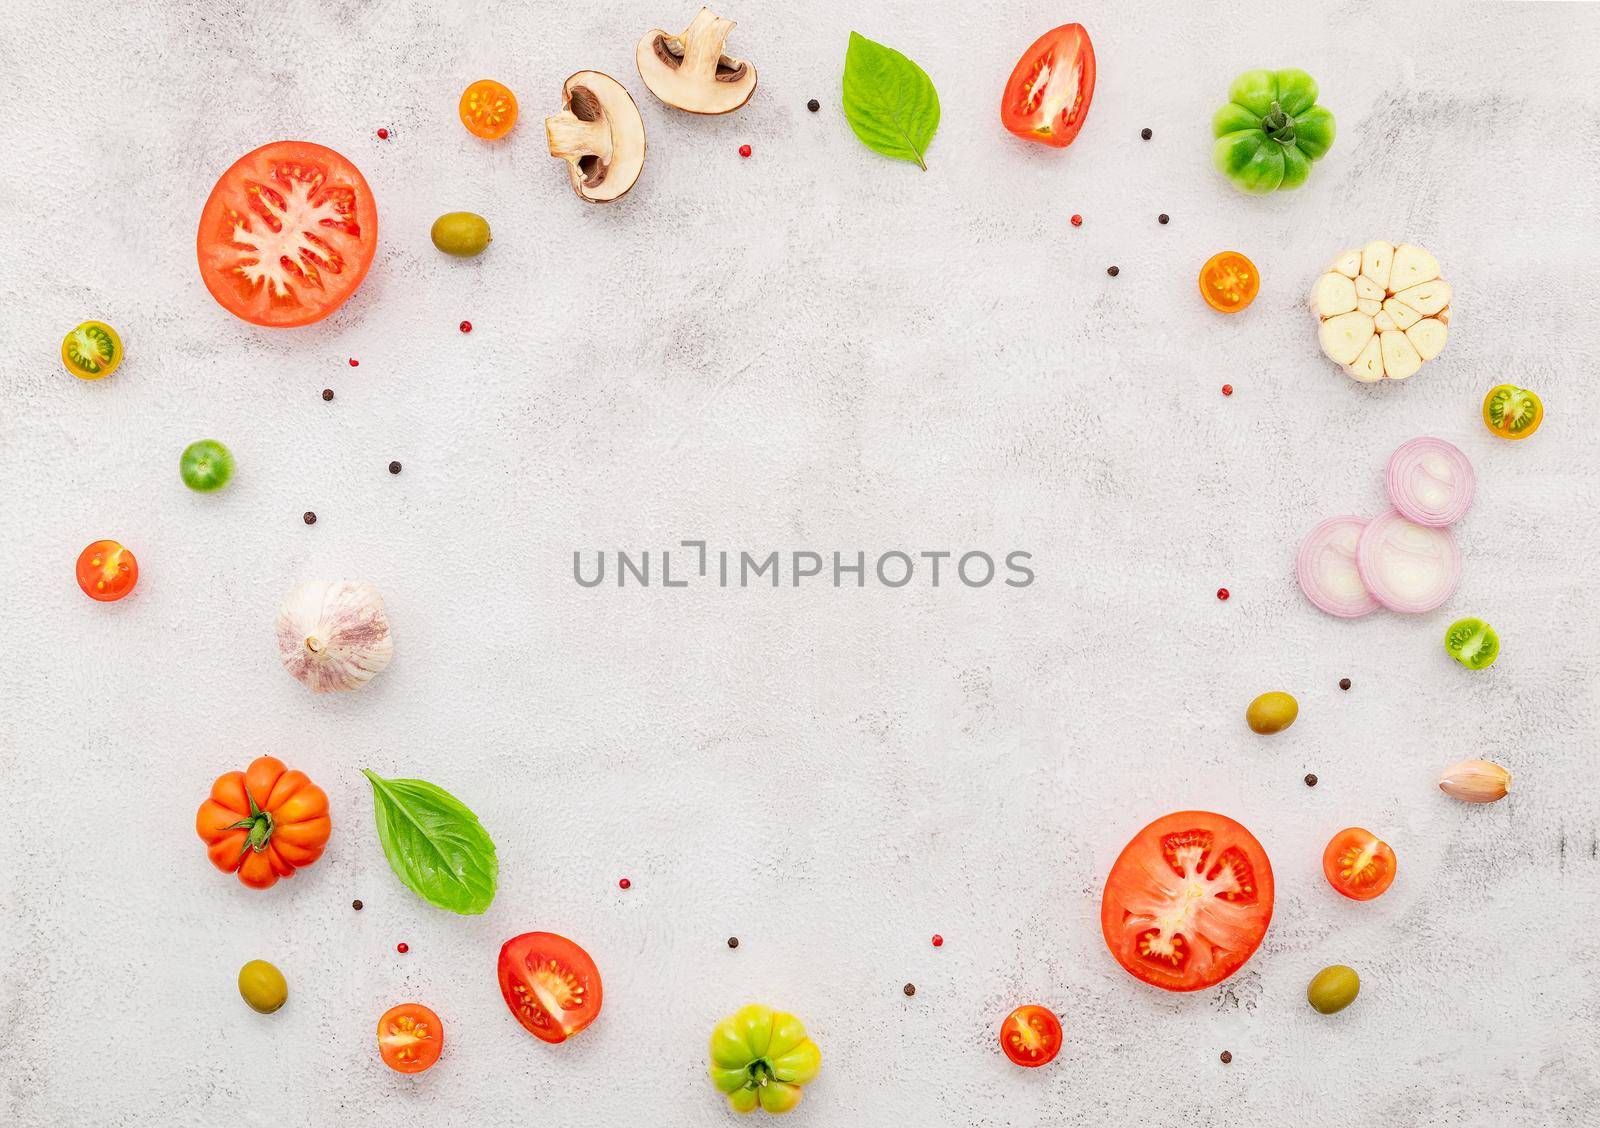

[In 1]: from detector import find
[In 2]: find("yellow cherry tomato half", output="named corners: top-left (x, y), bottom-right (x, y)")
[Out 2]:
top-left (76, 540), bottom-right (138, 602)
top-left (62, 321), bottom-right (123, 380)
top-left (1199, 251), bottom-right (1260, 313)
top-left (1482, 384), bottom-right (1543, 440)
top-left (459, 80), bottom-right (518, 140)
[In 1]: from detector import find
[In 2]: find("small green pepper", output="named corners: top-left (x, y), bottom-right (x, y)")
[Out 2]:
top-left (1212, 69), bottom-right (1335, 194)
top-left (709, 1004), bottom-right (821, 1115)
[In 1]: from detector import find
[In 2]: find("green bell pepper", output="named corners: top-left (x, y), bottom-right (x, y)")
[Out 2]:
top-left (1212, 68), bottom-right (1335, 194)
top-left (709, 1004), bottom-right (822, 1115)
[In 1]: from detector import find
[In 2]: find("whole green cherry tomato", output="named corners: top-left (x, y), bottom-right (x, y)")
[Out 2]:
top-left (1212, 69), bottom-right (1335, 194)
top-left (180, 439), bottom-right (235, 492)
top-left (709, 1004), bottom-right (821, 1115)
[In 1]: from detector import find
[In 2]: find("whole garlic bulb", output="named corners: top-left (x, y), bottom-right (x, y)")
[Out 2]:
top-left (276, 581), bottom-right (393, 693)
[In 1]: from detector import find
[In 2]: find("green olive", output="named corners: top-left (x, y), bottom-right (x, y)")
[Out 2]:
top-left (1246, 691), bottom-right (1298, 734)
top-left (238, 959), bottom-right (288, 1014)
top-left (1307, 964), bottom-right (1359, 1014)
top-left (431, 211), bottom-right (492, 257)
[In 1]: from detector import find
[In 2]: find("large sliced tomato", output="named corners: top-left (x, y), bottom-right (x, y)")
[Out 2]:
top-left (197, 141), bottom-right (378, 327)
top-left (1101, 811), bottom-right (1274, 992)
top-left (1001, 25), bottom-right (1096, 148)
top-left (496, 932), bottom-right (602, 1043)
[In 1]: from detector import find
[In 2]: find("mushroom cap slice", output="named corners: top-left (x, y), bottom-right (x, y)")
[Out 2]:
top-left (545, 71), bottom-right (646, 203)
top-left (635, 6), bottom-right (757, 115)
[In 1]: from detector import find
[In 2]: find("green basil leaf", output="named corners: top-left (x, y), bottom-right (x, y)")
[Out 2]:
top-left (363, 769), bottom-right (497, 915)
top-left (842, 31), bottom-right (940, 170)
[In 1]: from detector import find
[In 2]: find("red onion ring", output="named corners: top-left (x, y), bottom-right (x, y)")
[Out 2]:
top-left (1355, 509), bottom-right (1461, 613)
top-left (1297, 516), bottom-right (1380, 618)
top-left (1386, 437), bottom-right (1475, 527)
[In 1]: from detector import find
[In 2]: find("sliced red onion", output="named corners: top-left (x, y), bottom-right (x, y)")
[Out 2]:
top-left (1386, 437), bottom-right (1475, 527)
top-left (1355, 509), bottom-right (1461, 613)
top-left (1297, 516), bottom-right (1380, 618)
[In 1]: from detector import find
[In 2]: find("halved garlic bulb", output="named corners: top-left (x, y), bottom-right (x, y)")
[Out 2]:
top-left (276, 580), bottom-right (393, 693)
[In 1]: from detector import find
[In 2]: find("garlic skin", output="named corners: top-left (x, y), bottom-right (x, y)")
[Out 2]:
top-left (1438, 759), bottom-right (1511, 804)
top-left (276, 581), bottom-right (393, 693)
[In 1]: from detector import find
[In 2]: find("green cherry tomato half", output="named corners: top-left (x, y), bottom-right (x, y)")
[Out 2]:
top-left (709, 1004), bottom-right (822, 1115)
top-left (430, 212), bottom-right (492, 257)
top-left (238, 959), bottom-right (288, 1014)
top-left (1482, 384), bottom-right (1543, 440)
top-left (1445, 617), bottom-right (1499, 669)
top-left (180, 439), bottom-right (235, 492)
top-left (62, 320), bottom-right (124, 380)
top-left (1212, 68), bottom-right (1336, 194)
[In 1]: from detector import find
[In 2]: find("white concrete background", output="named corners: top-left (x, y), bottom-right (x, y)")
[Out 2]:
top-left (2, 1), bottom-right (1597, 1124)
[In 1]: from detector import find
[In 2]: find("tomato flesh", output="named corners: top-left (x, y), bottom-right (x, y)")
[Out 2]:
top-left (197, 141), bottom-right (377, 327)
top-left (496, 932), bottom-right (602, 1043)
top-left (1322, 828), bottom-right (1396, 901)
top-left (76, 540), bottom-right (137, 602)
top-left (1482, 384), bottom-right (1543, 440)
top-left (460, 80), bottom-right (519, 140)
top-left (1001, 25), bottom-right (1096, 148)
top-left (378, 1003), bottom-right (443, 1073)
top-left (1200, 251), bottom-right (1259, 313)
top-left (62, 321), bottom-right (123, 380)
top-left (1000, 1005), bottom-right (1062, 1067)
top-left (1101, 811), bottom-right (1275, 992)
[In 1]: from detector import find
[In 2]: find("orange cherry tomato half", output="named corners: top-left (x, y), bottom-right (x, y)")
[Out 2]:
top-left (1198, 251), bottom-right (1260, 313)
top-left (1000, 24), bottom-right (1096, 148)
top-left (1322, 827), bottom-right (1396, 901)
top-left (1482, 384), bottom-right (1543, 440)
top-left (378, 1003), bottom-right (444, 1073)
top-left (459, 79), bottom-right (519, 140)
top-left (76, 540), bottom-right (137, 602)
top-left (197, 141), bottom-right (378, 328)
top-left (1000, 1004), bottom-right (1063, 1067)
top-left (1101, 811), bottom-right (1275, 992)
top-left (496, 932), bottom-right (603, 1043)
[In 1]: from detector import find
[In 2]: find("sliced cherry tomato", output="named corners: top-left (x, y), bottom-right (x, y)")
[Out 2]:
top-left (1445, 617), bottom-right (1500, 670)
top-left (1000, 25), bottom-right (1096, 148)
top-left (1199, 251), bottom-right (1259, 313)
top-left (197, 141), bottom-right (378, 328)
top-left (61, 321), bottom-right (123, 380)
top-left (999, 1004), bottom-right (1063, 1067)
top-left (496, 932), bottom-right (602, 1043)
top-left (377, 1003), bottom-right (443, 1073)
top-left (1101, 811), bottom-right (1275, 992)
top-left (460, 79), bottom-right (519, 140)
top-left (76, 540), bottom-right (137, 602)
top-left (1482, 384), bottom-right (1543, 440)
top-left (1322, 827), bottom-right (1396, 901)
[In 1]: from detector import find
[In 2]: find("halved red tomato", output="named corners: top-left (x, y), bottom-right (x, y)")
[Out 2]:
top-left (197, 141), bottom-right (378, 327)
top-left (496, 932), bottom-right (602, 1043)
top-left (377, 1003), bottom-right (443, 1074)
top-left (1322, 827), bottom-right (1396, 901)
top-left (1000, 1004), bottom-right (1062, 1067)
top-left (1101, 811), bottom-right (1274, 992)
top-left (1000, 25), bottom-right (1096, 148)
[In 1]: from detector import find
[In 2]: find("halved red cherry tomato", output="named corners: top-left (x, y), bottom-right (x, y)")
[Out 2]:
top-left (1000, 1004), bottom-right (1063, 1067)
top-left (459, 79), bottom-right (519, 140)
top-left (76, 540), bottom-right (137, 602)
top-left (1101, 811), bottom-right (1275, 992)
top-left (1322, 827), bottom-right (1396, 901)
top-left (496, 932), bottom-right (602, 1043)
top-left (1001, 25), bottom-right (1096, 147)
top-left (378, 1003), bottom-right (443, 1073)
top-left (1199, 251), bottom-right (1259, 313)
top-left (197, 141), bottom-right (378, 328)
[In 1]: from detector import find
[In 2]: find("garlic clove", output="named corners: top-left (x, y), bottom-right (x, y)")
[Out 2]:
top-left (276, 580), bottom-right (394, 693)
top-left (1438, 759), bottom-right (1511, 804)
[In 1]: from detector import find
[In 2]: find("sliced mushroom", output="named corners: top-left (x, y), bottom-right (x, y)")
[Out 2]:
top-left (635, 7), bottom-right (757, 114)
top-left (545, 71), bottom-right (646, 203)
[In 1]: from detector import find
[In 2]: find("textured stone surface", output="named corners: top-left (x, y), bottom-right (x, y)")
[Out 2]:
top-left (2, 2), bottom-right (1598, 1125)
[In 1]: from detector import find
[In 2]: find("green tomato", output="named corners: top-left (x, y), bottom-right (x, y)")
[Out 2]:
top-left (1212, 68), bottom-right (1335, 194)
top-left (1307, 964), bottom-right (1359, 1014)
top-left (1445, 617), bottom-right (1499, 669)
top-left (180, 439), bottom-right (235, 492)
top-left (431, 211), bottom-right (492, 257)
top-left (238, 959), bottom-right (288, 1014)
top-left (709, 1004), bottom-right (822, 1115)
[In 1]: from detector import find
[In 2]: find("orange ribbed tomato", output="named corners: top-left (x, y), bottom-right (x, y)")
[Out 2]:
top-left (196, 756), bottom-right (331, 889)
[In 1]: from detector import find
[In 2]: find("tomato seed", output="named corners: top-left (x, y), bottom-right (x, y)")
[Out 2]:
top-left (459, 320), bottom-right (472, 333)
top-left (1305, 774), bottom-right (1318, 787)
top-left (739, 144), bottom-right (752, 158)
top-left (352, 899), bottom-right (363, 911)
top-left (1216, 587), bottom-right (1229, 600)
top-left (931, 934), bottom-right (943, 947)
top-left (618, 877), bottom-right (631, 890)
top-left (1159, 213), bottom-right (1170, 225)
top-left (1107, 265), bottom-right (1120, 277)
top-left (727, 937), bottom-right (739, 949)
top-left (1339, 678), bottom-right (1351, 690)
top-left (807, 99), bottom-right (820, 112)
top-left (377, 128), bottom-right (389, 140)
top-left (1070, 214), bottom-right (1083, 227)
top-left (348, 358), bottom-right (359, 367)
top-left (397, 942), bottom-right (409, 954)
top-left (389, 461), bottom-right (402, 475)
top-left (903, 983), bottom-right (916, 997)
top-left (322, 388), bottom-right (334, 401)
top-left (1220, 1050), bottom-right (1233, 1064)
top-left (1141, 127), bottom-right (1153, 140)
top-left (303, 512), bottom-right (317, 525)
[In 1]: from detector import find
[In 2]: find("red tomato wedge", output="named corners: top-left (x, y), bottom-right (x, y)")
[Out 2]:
top-left (1101, 811), bottom-right (1274, 992)
top-left (496, 932), bottom-right (602, 1043)
top-left (1001, 25), bottom-right (1096, 148)
top-left (197, 141), bottom-right (378, 327)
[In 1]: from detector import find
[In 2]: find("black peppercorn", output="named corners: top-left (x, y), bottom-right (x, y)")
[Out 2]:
top-left (727, 937), bottom-right (739, 949)
top-left (352, 899), bottom-right (363, 911)
top-left (1141, 127), bottom-right (1153, 140)
top-left (902, 983), bottom-right (916, 997)
top-left (1305, 773), bottom-right (1318, 787)
top-left (807, 99), bottom-right (819, 112)
top-left (1158, 213), bottom-right (1170, 225)
top-left (1107, 265), bottom-right (1120, 277)
top-left (322, 388), bottom-right (334, 401)
top-left (1339, 678), bottom-right (1351, 690)
top-left (1220, 1050), bottom-right (1233, 1064)
top-left (303, 512), bottom-right (317, 525)
top-left (388, 461), bottom-right (401, 475)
